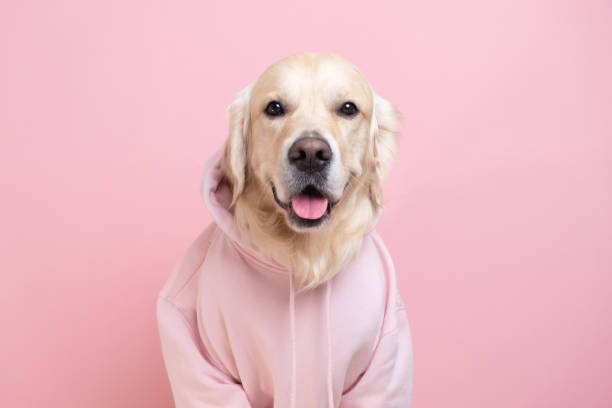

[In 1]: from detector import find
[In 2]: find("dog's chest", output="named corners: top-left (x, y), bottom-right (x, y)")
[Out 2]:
top-left (197, 234), bottom-right (386, 405)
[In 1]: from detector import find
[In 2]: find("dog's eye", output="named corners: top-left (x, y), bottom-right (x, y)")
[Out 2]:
top-left (338, 102), bottom-right (358, 117)
top-left (265, 101), bottom-right (284, 117)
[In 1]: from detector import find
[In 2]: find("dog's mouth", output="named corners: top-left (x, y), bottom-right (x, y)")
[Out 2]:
top-left (271, 184), bottom-right (335, 228)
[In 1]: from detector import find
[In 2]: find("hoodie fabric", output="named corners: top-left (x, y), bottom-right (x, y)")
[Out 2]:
top-left (157, 149), bottom-right (414, 408)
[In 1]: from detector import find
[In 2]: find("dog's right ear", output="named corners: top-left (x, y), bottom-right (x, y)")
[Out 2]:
top-left (222, 83), bottom-right (253, 207)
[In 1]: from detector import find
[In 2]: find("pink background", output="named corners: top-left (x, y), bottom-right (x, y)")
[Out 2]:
top-left (1, 1), bottom-right (611, 407)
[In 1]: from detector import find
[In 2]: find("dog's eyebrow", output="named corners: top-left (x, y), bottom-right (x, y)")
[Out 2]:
top-left (259, 92), bottom-right (284, 105)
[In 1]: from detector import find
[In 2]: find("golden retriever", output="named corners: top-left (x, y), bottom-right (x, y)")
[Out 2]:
top-left (221, 52), bottom-right (400, 290)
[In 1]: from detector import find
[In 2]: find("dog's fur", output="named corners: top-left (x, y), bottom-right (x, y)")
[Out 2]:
top-left (221, 52), bottom-right (400, 290)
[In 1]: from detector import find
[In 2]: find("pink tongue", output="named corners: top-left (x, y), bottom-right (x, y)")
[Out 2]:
top-left (291, 194), bottom-right (328, 219)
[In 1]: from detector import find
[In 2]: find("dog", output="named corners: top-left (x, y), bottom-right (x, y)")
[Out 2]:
top-left (157, 52), bottom-right (413, 407)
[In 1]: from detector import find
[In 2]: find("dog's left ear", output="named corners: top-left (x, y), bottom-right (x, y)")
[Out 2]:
top-left (369, 91), bottom-right (401, 209)
top-left (221, 83), bottom-right (253, 207)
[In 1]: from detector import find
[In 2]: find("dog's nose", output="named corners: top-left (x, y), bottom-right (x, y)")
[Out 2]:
top-left (288, 136), bottom-right (332, 173)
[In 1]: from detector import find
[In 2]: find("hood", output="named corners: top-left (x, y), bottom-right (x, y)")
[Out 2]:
top-left (200, 148), bottom-right (289, 273)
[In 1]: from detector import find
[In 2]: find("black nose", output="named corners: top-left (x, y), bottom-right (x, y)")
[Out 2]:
top-left (288, 137), bottom-right (332, 173)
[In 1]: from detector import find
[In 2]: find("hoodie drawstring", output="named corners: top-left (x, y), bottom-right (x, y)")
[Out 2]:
top-left (288, 274), bottom-right (334, 408)
top-left (289, 272), bottom-right (297, 408)
top-left (325, 279), bottom-right (334, 407)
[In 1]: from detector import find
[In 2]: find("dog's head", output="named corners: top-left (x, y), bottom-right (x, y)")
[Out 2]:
top-left (222, 52), bottom-right (399, 233)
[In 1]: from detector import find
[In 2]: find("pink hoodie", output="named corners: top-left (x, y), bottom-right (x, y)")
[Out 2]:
top-left (157, 149), bottom-right (413, 407)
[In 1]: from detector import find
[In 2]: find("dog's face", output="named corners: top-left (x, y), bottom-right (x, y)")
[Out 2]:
top-left (223, 53), bottom-right (399, 232)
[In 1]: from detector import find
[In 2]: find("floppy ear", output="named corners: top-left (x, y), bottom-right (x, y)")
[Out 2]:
top-left (369, 91), bottom-right (401, 209)
top-left (221, 83), bottom-right (253, 207)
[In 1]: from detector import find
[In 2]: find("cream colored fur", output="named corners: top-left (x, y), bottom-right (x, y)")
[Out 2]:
top-left (219, 52), bottom-right (400, 290)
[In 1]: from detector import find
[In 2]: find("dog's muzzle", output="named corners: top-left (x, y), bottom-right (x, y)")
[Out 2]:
top-left (271, 134), bottom-right (342, 229)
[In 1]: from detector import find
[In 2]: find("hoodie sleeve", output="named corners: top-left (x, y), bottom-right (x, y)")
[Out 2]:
top-left (156, 225), bottom-right (252, 408)
top-left (340, 233), bottom-right (414, 407)
top-left (157, 297), bottom-right (252, 407)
